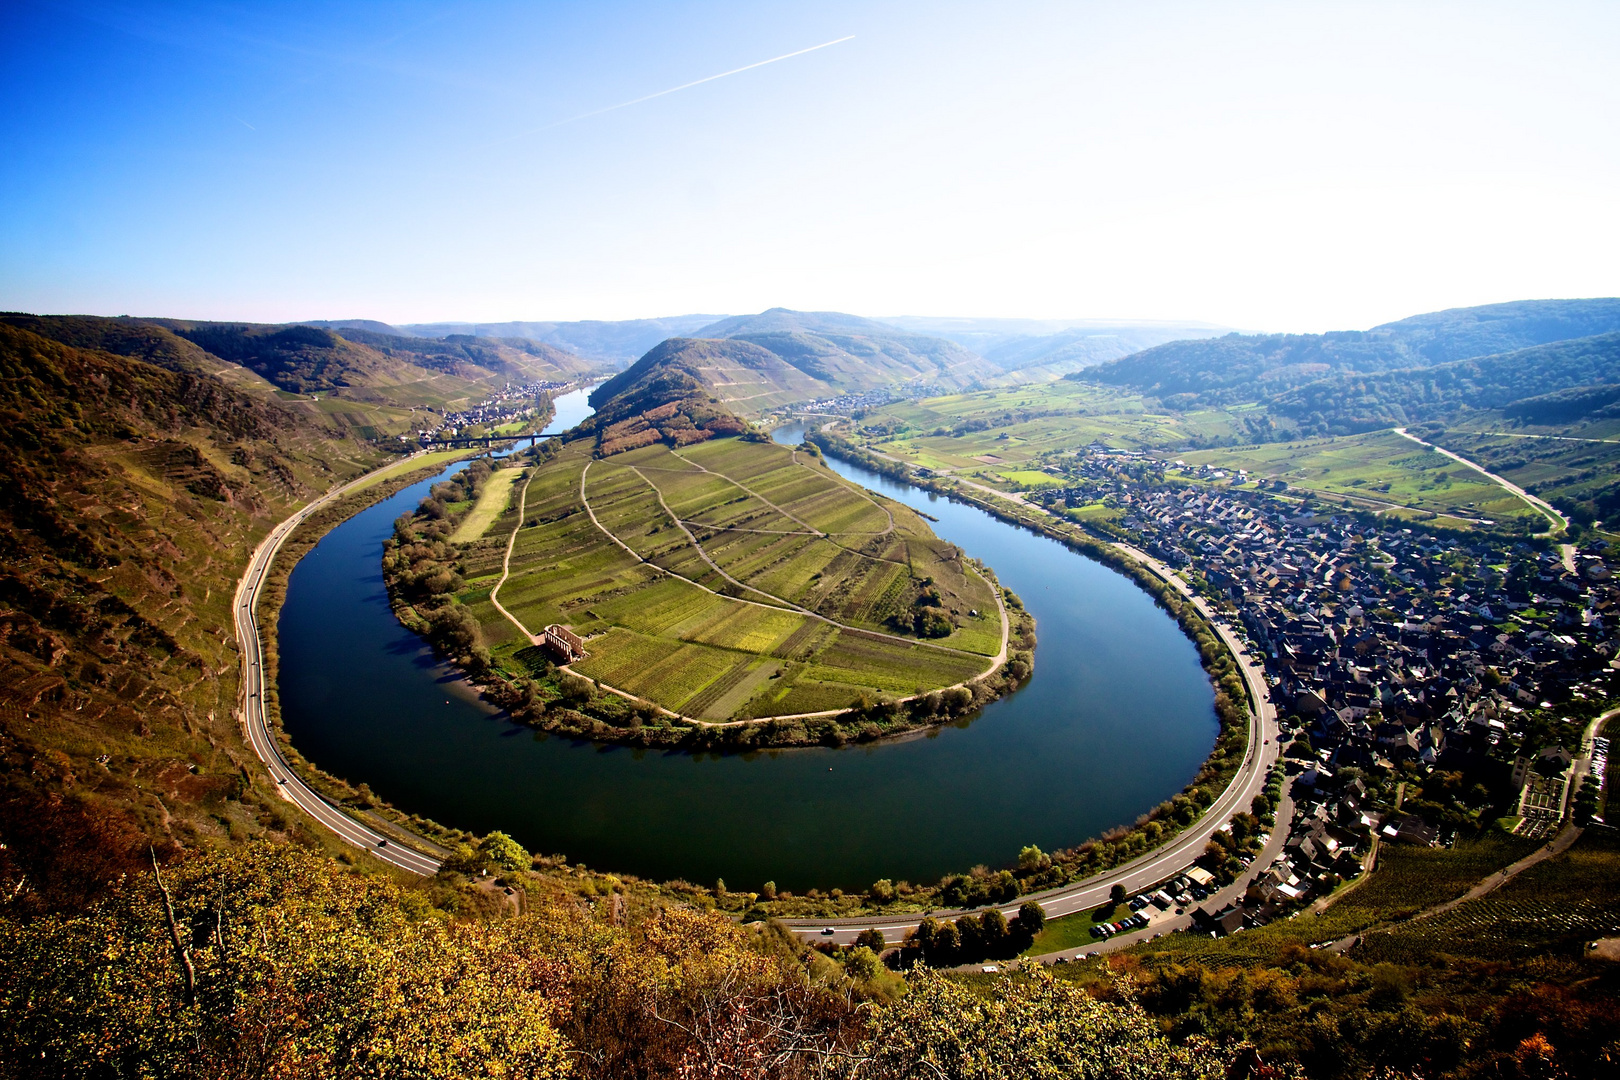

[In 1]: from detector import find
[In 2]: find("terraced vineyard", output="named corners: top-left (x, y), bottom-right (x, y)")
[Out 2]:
top-left (457, 437), bottom-right (1006, 720)
top-left (1357, 830), bottom-right (1620, 964)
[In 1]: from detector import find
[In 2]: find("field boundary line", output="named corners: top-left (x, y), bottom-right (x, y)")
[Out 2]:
top-left (489, 466), bottom-right (541, 646)
top-left (564, 456), bottom-right (1008, 727)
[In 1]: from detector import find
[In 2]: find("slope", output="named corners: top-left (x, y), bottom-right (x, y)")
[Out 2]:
top-left (696, 308), bottom-right (997, 393)
top-left (0, 322), bottom-right (389, 913)
top-left (11, 314), bottom-right (602, 441)
top-left (586, 336), bottom-right (828, 437)
top-left (1082, 298), bottom-right (1620, 405)
top-left (1269, 330), bottom-right (1620, 435)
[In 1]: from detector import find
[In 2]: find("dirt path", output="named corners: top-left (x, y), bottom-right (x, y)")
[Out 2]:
top-left (488, 469), bottom-right (541, 646)
top-left (1326, 823), bottom-right (1584, 953)
top-left (570, 459), bottom-right (1010, 726)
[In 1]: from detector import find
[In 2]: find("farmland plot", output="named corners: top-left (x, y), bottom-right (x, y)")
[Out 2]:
top-left (468, 438), bottom-right (1006, 719)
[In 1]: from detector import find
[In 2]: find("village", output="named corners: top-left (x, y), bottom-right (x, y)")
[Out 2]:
top-left (405, 380), bottom-right (571, 442)
top-left (1028, 448), bottom-right (1616, 939)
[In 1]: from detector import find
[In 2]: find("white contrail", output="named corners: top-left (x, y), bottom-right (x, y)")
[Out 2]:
top-left (533, 34), bottom-right (855, 133)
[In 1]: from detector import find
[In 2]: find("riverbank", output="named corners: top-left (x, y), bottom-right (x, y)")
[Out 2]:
top-left (252, 453), bottom-right (488, 859)
top-left (269, 399), bottom-right (1227, 898)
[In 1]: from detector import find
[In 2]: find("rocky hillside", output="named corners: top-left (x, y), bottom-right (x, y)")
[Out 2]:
top-left (0, 321), bottom-right (383, 912)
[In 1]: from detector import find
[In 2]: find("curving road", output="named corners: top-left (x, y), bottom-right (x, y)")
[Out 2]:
top-left (232, 459), bottom-right (445, 876)
top-left (1392, 426), bottom-right (1569, 540)
top-left (782, 490), bottom-right (1282, 945)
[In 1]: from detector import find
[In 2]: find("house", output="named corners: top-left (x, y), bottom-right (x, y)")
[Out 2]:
top-left (1192, 904), bottom-right (1247, 936)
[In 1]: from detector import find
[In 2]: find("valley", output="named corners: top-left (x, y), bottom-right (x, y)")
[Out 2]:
top-left (8, 297), bottom-right (1620, 1080)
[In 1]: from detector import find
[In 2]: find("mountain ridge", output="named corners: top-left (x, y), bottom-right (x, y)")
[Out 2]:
top-left (1081, 298), bottom-right (1620, 405)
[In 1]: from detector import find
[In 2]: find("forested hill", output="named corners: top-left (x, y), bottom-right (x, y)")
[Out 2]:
top-left (1270, 330), bottom-right (1620, 434)
top-left (3, 314), bottom-right (597, 398)
top-left (156, 320), bottom-right (594, 394)
top-left (695, 307), bottom-right (997, 392)
top-left (1372, 298), bottom-right (1620, 363)
top-left (317, 327), bottom-right (596, 382)
top-left (1080, 298), bottom-right (1620, 405)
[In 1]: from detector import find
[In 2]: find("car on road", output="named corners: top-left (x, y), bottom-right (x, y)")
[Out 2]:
top-left (820, 927), bottom-right (835, 936)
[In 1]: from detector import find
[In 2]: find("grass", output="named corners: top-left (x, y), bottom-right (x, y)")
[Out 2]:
top-left (450, 465), bottom-right (523, 543)
top-left (481, 438), bottom-right (1004, 720)
top-left (1023, 903), bottom-right (1131, 957)
top-left (848, 382), bottom-right (1242, 472)
top-left (352, 449), bottom-right (477, 493)
top-left (1178, 431), bottom-right (1542, 528)
top-left (1434, 430), bottom-right (1620, 513)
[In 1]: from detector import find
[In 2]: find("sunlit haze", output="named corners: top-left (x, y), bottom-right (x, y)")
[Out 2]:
top-left (3, 0), bottom-right (1617, 331)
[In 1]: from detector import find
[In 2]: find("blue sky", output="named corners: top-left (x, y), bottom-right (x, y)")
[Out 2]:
top-left (2, 1), bottom-right (1617, 330)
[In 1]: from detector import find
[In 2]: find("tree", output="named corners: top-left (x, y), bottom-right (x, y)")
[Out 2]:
top-left (479, 830), bottom-right (530, 873)
top-left (955, 915), bottom-right (985, 960)
top-left (0, 844), bottom-right (570, 1079)
top-left (867, 878), bottom-right (896, 904)
top-left (851, 967), bottom-right (1237, 1079)
top-left (1016, 900), bottom-right (1047, 939)
top-left (1018, 844), bottom-right (1050, 872)
top-left (855, 928), bottom-right (886, 953)
top-left (1110, 882), bottom-right (1128, 907)
top-left (979, 908), bottom-right (1010, 957)
top-left (931, 920), bottom-right (961, 961)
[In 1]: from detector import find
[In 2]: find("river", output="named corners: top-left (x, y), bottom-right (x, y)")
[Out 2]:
top-left (277, 394), bottom-right (1217, 891)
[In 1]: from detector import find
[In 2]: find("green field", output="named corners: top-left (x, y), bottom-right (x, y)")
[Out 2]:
top-left (848, 382), bottom-right (1242, 476)
top-left (449, 464), bottom-right (523, 543)
top-left (1022, 903), bottom-right (1131, 957)
top-left (1178, 431), bottom-right (1544, 528)
top-left (352, 448), bottom-right (479, 493)
top-left (1432, 431), bottom-right (1620, 530)
top-left (465, 438), bottom-right (1003, 720)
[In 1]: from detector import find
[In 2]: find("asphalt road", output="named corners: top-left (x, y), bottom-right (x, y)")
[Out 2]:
top-left (782, 533), bottom-right (1283, 946)
top-left (232, 459), bottom-right (444, 876)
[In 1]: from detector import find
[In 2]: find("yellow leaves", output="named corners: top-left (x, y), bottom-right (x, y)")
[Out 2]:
top-left (0, 842), bottom-right (573, 1079)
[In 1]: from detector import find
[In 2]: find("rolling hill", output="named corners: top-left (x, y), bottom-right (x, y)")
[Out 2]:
top-left (580, 309), bottom-right (1004, 431)
top-left (5, 314), bottom-right (604, 441)
top-left (694, 308), bottom-right (997, 393)
top-left (391, 315), bottom-right (724, 364)
top-left (881, 315), bottom-right (1231, 381)
top-left (1081, 298), bottom-right (1620, 405)
top-left (1269, 330), bottom-right (1620, 434)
